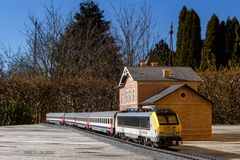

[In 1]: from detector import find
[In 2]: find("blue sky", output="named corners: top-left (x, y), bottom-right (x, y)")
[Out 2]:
top-left (0, 0), bottom-right (240, 52)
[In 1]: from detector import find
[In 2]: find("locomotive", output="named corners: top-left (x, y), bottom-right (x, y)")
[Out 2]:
top-left (46, 108), bottom-right (182, 148)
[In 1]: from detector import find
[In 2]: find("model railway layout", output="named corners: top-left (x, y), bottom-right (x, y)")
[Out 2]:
top-left (46, 108), bottom-right (182, 148)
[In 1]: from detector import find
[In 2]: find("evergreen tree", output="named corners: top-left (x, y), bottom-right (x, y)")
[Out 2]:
top-left (218, 21), bottom-right (227, 67)
top-left (232, 17), bottom-right (240, 60)
top-left (147, 39), bottom-right (170, 66)
top-left (188, 10), bottom-right (202, 68)
top-left (201, 14), bottom-right (219, 69)
top-left (176, 6), bottom-right (188, 66)
top-left (225, 18), bottom-right (236, 64)
top-left (53, 1), bottom-right (122, 81)
top-left (175, 7), bottom-right (202, 69)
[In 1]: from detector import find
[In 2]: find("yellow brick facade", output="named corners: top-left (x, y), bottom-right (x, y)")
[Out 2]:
top-left (154, 87), bottom-right (212, 140)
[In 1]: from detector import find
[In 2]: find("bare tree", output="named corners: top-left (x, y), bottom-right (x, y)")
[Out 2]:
top-left (6, 1), bottom-right (68, 78)
top-left (113, 1), bottom-right (158, 66)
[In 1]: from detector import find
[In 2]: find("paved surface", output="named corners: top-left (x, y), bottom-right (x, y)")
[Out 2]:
top-left (1, 124), bottom-right (240, 160)
top-left (175, 125), bottom-right (240, 160)
top-left (0, 124), bottom-right (154, 160)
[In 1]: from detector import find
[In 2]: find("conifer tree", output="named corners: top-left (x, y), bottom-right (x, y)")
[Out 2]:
top-left (175, 6), bottom-right (202, 69)
top-left (188, 10), bottom-right (202, 68)
top-left (218, 21), bottom-right (227, 66)
top-left (147, 39), bottom-right (170, 66)
top-left (225, 18), bottom-right (235, 64)
top-left (201, 14), bottom-right (219, 69)
top-left (232, 17), bottom-right (240, 60)
top-left (176, 6), bottom-right (187, 66)
top-left (54, 1), bottom-right (122, 81)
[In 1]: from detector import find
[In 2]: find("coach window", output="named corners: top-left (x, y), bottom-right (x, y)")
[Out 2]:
top-left (125, 117), bottom-right (139, 127)
top-left (140, 117), bottom-right (150, 129)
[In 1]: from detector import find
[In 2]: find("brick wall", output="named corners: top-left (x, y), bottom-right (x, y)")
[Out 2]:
top-left (154, 87), bottom-right (212, 140)
top-left (119, 77), bottom-right (138, 110)
top-left (137, 81), bottom-right (200, 104)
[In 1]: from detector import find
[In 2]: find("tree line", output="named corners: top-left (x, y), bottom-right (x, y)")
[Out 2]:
top-left (0, 1), bottom-right (239, 125)
top-left (0, 1), bottom-right (122, 124)
top-left (149, 6), bottom-right (240, 70)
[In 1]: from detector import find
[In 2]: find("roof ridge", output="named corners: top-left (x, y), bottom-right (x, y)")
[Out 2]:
top-left (123, 66), bottom-right (203, 82)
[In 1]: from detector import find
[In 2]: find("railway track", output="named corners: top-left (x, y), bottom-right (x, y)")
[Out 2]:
top-left (44, 123), bottom-right (222, 160)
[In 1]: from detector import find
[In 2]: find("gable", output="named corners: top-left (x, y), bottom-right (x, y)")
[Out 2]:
top-left (118, 67), bottom-right (134, 87)
top-left (141, 84), bottom-right (212, 106)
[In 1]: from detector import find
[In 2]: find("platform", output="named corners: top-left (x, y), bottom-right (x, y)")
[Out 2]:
top-left (0, 124), bottom-right (239, 160)
top-left (175, 125), bottom-right (240, 160)
top-left (0, 124), bottom-right (153, 160)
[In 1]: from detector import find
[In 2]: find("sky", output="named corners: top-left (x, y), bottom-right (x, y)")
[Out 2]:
top-left (0, 0), bottom-right (240, 53)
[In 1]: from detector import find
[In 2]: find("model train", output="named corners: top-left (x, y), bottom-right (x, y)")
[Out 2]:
top-left (46, 108), bottom-right (182, 148)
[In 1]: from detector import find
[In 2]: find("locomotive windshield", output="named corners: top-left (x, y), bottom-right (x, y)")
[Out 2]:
top-left (157, 114), bottom-right (179, 125)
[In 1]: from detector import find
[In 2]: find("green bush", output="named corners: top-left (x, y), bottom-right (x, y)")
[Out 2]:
top-left (0, 102), bottom-right (32, 126)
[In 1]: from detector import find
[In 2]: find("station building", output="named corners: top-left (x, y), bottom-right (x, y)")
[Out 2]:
top-left (117, 62), bottom-right (212, 140)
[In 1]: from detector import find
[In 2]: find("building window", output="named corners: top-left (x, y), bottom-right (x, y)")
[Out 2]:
top-left (125, 90), bottom-right (127, 104)
top-left (181, 93), bottom-right (186, 98)
top-left (132, 89), bottom-right (135, 102)
top-left (129, 90), bottom-right (132, 103)
top-left (179, 92), bottom-right (187, 100)
top-left (120, 92), bottom-right (123, 104)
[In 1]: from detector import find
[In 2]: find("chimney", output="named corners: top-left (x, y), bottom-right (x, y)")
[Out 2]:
top-left (151, 62), bottom-right (158, 67)
top-left (140, 62), bottom-right (147, 67)
top-left (162, 69), bottom-right (171, 78)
